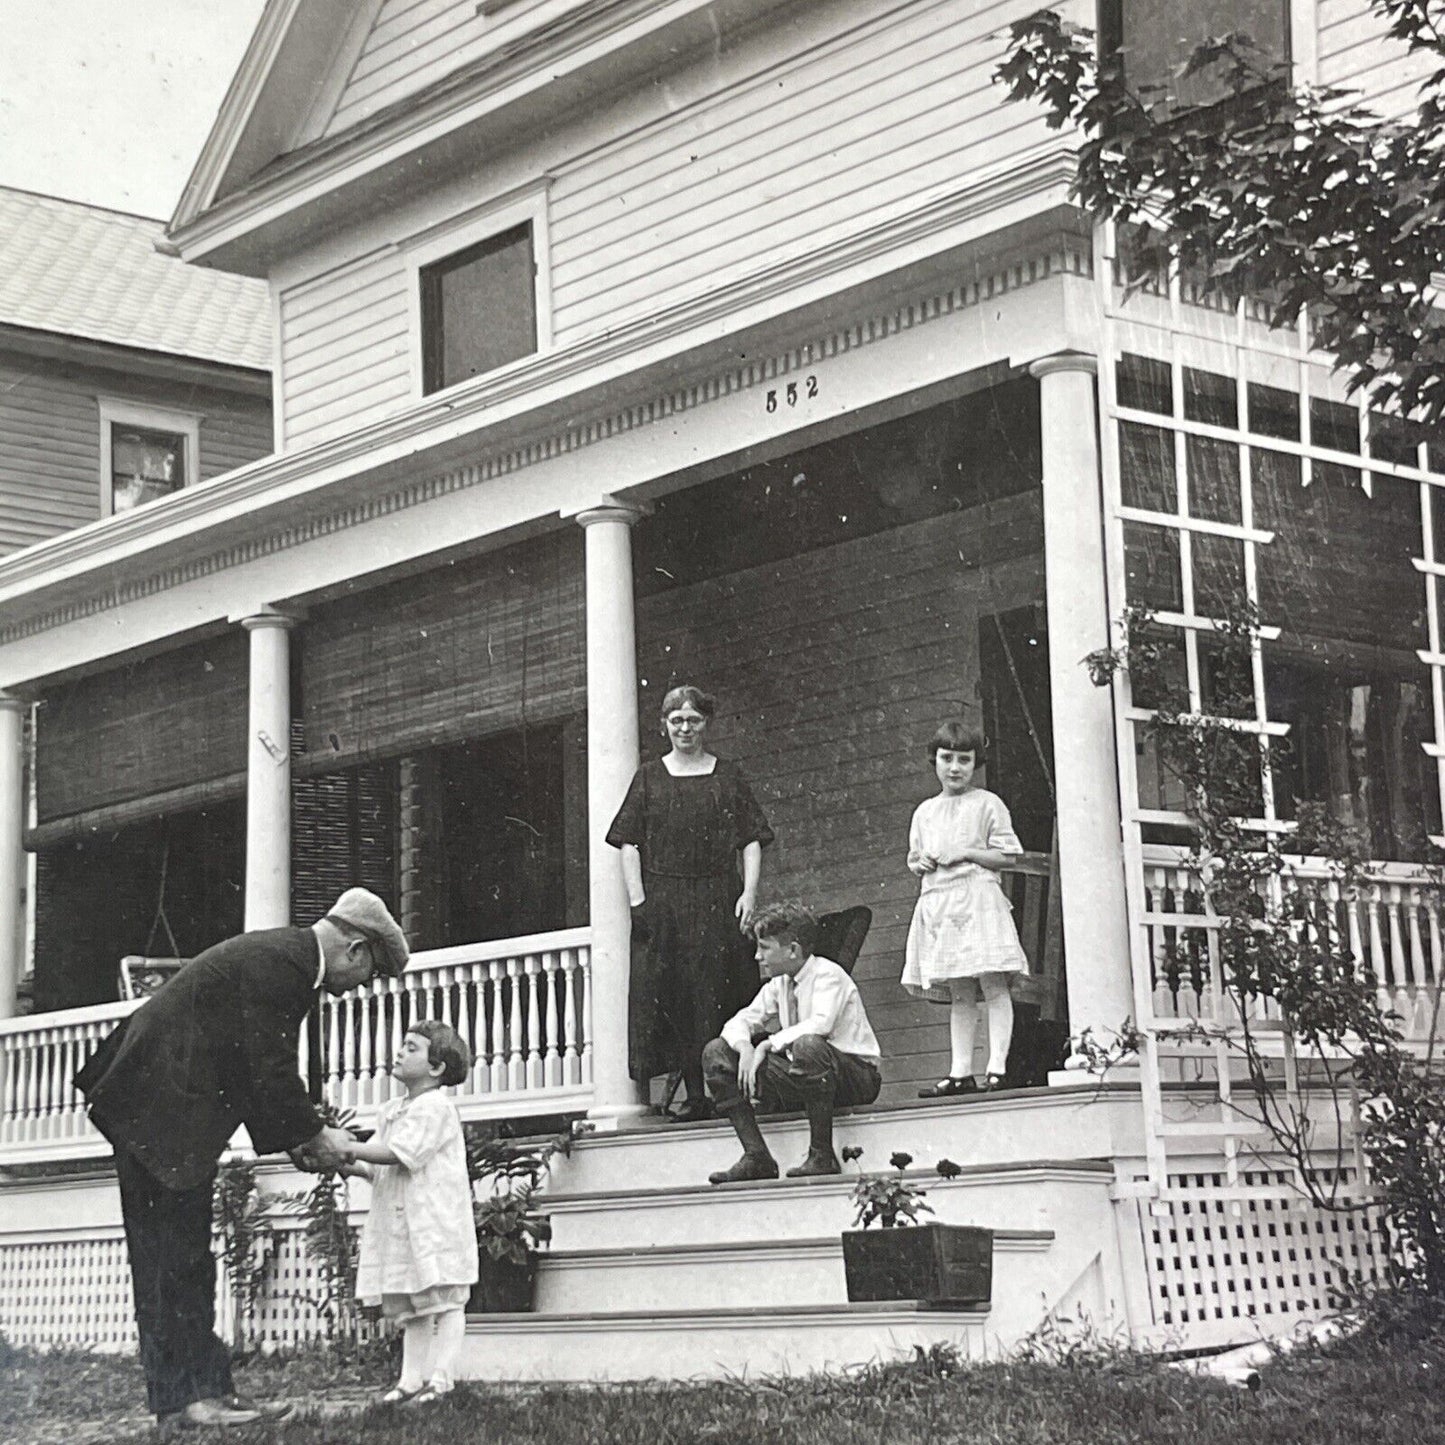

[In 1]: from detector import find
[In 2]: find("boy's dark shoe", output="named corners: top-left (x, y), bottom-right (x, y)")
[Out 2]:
top-left (156, 1398), bottom-right (260, 1434)
top-left (786, 1148), bottom-right (841, 1178)
top-left (224, 1394), bottom-right (295, 1421)
top-left (708, 1151), bottom-right (779, 1185)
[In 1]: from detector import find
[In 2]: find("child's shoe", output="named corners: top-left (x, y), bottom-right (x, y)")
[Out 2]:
top-left (786, 1147), bottom-right (841, 1177)
top-left (707, 1151), bottom-right (779, 1185)
top-left (380, 1383), bottom-right (424, 1405)
top-left (918, 1076), bottom-right (977, 1098)
top-left (408, 1379), bottom-right (454, 1405)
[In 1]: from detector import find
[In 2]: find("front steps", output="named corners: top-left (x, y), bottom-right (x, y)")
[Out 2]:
top-left (458, 1085), bottom-right (1143, 1381)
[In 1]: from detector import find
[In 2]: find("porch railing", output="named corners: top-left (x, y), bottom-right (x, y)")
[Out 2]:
top-left (0, 927), bottom-right (593, 1167)
top-left (1140, 846), bottom-right (1443, 1042)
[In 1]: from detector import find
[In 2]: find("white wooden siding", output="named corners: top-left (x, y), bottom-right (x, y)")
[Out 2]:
top-left (324, 0), bottom-right (555, 139)
top-left (276, 0), bottom-right (1066, 450)
top-left (1317, 0), bottom-right (1434, 115)
top-left (278, 248), bottom-right (411, 450)
top-left (0, 353), bottom-right (271, 556)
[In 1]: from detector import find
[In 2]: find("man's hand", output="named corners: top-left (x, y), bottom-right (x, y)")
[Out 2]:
top-left (740, 1037), bottom-right (772, 1098)
top-left (294, 1123), bottom-right (354, 1172)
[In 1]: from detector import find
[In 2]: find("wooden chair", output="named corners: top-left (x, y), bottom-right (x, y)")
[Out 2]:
top-left (1000, 838), bottom-right (1064, 1022)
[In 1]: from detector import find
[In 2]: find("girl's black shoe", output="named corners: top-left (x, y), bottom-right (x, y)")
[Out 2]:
top-left (979, 1074), bottom-right (1007, 1092)
top-left (918, 1076), bottom-right (978, 1098)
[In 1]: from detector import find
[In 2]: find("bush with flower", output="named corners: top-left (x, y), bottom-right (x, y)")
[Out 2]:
top-left (843, 1146), bottom-right (963, 1229)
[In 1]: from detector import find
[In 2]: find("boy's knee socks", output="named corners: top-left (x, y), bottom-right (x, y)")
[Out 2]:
top-left (399, 1316), bottom-right (432, 1391)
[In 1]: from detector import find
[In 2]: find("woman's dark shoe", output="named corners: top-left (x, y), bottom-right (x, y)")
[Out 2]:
top-left (918, 1076), bottom-right (978, 1098)
top-left (669, 1098), bottom-right (715, 1123)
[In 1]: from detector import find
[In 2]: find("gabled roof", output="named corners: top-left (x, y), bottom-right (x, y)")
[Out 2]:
top-left (0, 187), bottom-right (271, 371)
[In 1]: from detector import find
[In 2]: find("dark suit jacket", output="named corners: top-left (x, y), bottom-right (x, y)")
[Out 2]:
top-left (76, 927), bottom-right (326, 1189)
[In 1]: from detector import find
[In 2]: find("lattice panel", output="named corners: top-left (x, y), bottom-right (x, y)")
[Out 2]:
top-left (1139, 1170), bottom-right (1385, 1330)
top-left (0, 1234), bottom-right (137, 1351)
top-left (0, 1220), bottom-right (375, 1353)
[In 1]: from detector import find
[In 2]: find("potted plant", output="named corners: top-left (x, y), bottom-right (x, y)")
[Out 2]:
top-left (839, 1147), bottom-right (992, 1307)
top-left (466, 1131), bottom-right (569, 1313)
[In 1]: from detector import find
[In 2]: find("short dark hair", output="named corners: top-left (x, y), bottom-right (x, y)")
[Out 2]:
top-left (750, 899), bottom-right (819, 958)
top-left (928, 718), bottom-right (987, 764)
top-left (407, 1019), bottom-right (471, 1087)
top-left (660, 684), bottom-right (716, 721)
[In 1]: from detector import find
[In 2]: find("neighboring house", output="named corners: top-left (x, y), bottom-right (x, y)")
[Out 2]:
top-left (0, 187), bottom-right (273, 1012)
top-left (0, 0), bottom-right (1435, 1372)
top-left (0, 188), bottom-right (272, 555)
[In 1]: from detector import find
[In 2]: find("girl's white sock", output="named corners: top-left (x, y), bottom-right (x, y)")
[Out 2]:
top-left (428, 1307), bottom-right (466, 1390)
top-left (982, 977), bottom-right (1015, 1078)
top-left (947, 993), bottom-right (979, 1078)
top-left (399, 1316), bottom-right (432, 1392)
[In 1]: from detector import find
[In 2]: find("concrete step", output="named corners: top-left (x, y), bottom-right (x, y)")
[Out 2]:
top-left (542, 1158), bottom-right (1115, 1250)
top-left (534, 1228), bottom-right (1054, 1313)
top-left (555, 1082), bottom-right (1141, 1197)
top-left (460, 1300), bottom-right (991, 1381)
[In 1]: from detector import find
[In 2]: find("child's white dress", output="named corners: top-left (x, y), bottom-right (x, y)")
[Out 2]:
top-left (354, 1090), bottom-right (478, 1320)
top-left (901, 789), bottom-right (1029, 1001)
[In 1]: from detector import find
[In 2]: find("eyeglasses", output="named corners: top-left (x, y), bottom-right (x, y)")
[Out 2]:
top-left (666, 714), bottom-right (706, 728)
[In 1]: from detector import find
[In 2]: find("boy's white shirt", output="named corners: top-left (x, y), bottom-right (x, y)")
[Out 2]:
top-left (721, 955), bottom-right (881, 1061)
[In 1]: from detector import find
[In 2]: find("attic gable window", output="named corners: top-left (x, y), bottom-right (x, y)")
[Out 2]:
top-left (97, 399), bottom-right (200, 518)
top-left (420, 221), bottom-right (537, 395)
top-left (1101, 0), bottom-right (1291, 116)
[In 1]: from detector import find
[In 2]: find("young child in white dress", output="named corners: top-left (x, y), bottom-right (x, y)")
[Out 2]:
top-left (337, 1020), bottom-right (478, 1403)
top-left (902, 719), bottom-right (1029, 1097)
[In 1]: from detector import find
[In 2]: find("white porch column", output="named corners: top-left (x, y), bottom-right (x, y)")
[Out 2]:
top-left (0, 694), bottom-right (24, 1019)
top-left (578, 504), bottom-right (648, 1123)
top-left (1028, 353), bottom-right (1134, 1048)
top-left (239, 610), bottom-right (298, 931)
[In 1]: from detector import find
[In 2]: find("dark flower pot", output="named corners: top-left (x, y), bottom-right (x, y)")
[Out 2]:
top-left (842, 1223), bottom-right (992, 1307)
top-left (468, 1252), bottom-right (538, 1313)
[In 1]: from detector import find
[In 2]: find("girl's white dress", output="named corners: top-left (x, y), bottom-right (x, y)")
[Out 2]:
top-left (354, 1090), bottom-right (478, 1319)
top-left (901, 789), bottom-right (1029, 1001)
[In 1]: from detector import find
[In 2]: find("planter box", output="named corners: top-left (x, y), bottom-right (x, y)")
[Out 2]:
top-left (842, 1223), bottom-right (992, 1307)
top-left (468, 1254), bottom-right (538, 1313)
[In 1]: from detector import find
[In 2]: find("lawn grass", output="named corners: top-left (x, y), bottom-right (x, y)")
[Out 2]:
top-left (3, 1322), bottom-right (1442, 1445)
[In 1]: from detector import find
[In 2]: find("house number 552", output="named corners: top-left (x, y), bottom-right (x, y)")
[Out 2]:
top-left (766, 376), bottom-right (819, 412)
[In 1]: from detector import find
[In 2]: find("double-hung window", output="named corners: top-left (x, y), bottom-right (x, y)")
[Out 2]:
top-left (97, 400), bottom-right (200, 517)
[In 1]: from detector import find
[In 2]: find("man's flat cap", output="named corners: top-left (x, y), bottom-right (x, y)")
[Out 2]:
top-left (327, 888), bottom-right (409, 977)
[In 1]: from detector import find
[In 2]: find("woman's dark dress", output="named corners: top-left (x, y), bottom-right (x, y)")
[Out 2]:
top-left (605, 758), bottom-right (774, 1083)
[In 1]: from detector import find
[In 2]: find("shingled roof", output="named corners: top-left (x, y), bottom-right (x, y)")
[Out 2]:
top-left (0, 187), bottom-right (270, 371)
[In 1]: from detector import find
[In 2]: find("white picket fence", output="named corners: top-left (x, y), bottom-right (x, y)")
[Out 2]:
top-left (0, 928), bottom-right (593, 1166)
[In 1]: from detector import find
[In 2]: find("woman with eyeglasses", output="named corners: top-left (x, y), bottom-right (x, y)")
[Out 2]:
top-left (606, 684), bottom-right (774, 1121)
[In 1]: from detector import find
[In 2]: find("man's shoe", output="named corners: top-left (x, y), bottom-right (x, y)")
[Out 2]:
top-left (224, 1393), bottom-right (294, 1421)
top-left (708, 1151), bottom-right (779, 1185)
top-left (157, 1398), bottom-right (262, 1432)
top-left (786, 1148), bottom-right (842, 1178)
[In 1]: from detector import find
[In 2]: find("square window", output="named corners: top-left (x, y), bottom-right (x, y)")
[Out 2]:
top-left (111, 426), bottom-right (186, 512)
top-left (1101, 0), bottom-right (1292, 116)
top-left (97, 401), bottom-right (199, 518)
top-left (420, 222), bottom-right (537, 394)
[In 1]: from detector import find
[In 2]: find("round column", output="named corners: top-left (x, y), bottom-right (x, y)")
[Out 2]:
top-left (578, 505), bottom-right (649, 1123)
top-left (0, 694), bottom-right (24, 1019)
top-left (1028, 353), bottom-right (1135, 1051)
top-left (240, 611), bottom-right (298, 931)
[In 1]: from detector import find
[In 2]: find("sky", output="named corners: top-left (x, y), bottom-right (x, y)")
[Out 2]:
top-left (0, 0), bottom-right (267, 219)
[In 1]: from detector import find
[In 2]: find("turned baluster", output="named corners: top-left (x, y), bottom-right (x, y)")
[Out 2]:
top-left (580, 947), bottom-right (594, 1083)
top-left (506, 958), bottom-right (525, 1092)
top-left (561, 950), bottom-right (580, 1086)
top-left (543, 952), bottom-right (561, 1088)
top-left (489, 961), bottom-right (506, 1093)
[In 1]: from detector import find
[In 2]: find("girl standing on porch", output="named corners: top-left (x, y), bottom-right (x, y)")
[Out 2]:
top-left (902, 719), bottom-right (1029, 1096)
top-left (606, 684), bottom-right (774, 1122)
top-left (337, 1020), bottom-right (477, 1404)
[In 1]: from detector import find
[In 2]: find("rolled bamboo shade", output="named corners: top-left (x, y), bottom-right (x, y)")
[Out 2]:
top-left (35, 632), bottom-right (249, 826)
top-left (299, 529), bottom-right (585, 767)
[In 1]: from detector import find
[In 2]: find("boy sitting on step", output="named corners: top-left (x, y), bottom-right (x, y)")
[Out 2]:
top-left (703, 900), bottom-right (882, 1183)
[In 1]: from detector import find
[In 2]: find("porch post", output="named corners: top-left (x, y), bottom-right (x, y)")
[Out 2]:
top-left (1028, 353), bottom-right (1134, 1050)
top-left (239, 610), bottom-right (298, 931)
top-left (578, 503), bottom-right (648, 1123)
top-left (0, 694), bottom-right (24, 1019)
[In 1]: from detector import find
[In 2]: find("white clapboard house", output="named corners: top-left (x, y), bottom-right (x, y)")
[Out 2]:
top-left (0, 0), bottom-right (1438, 1374)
